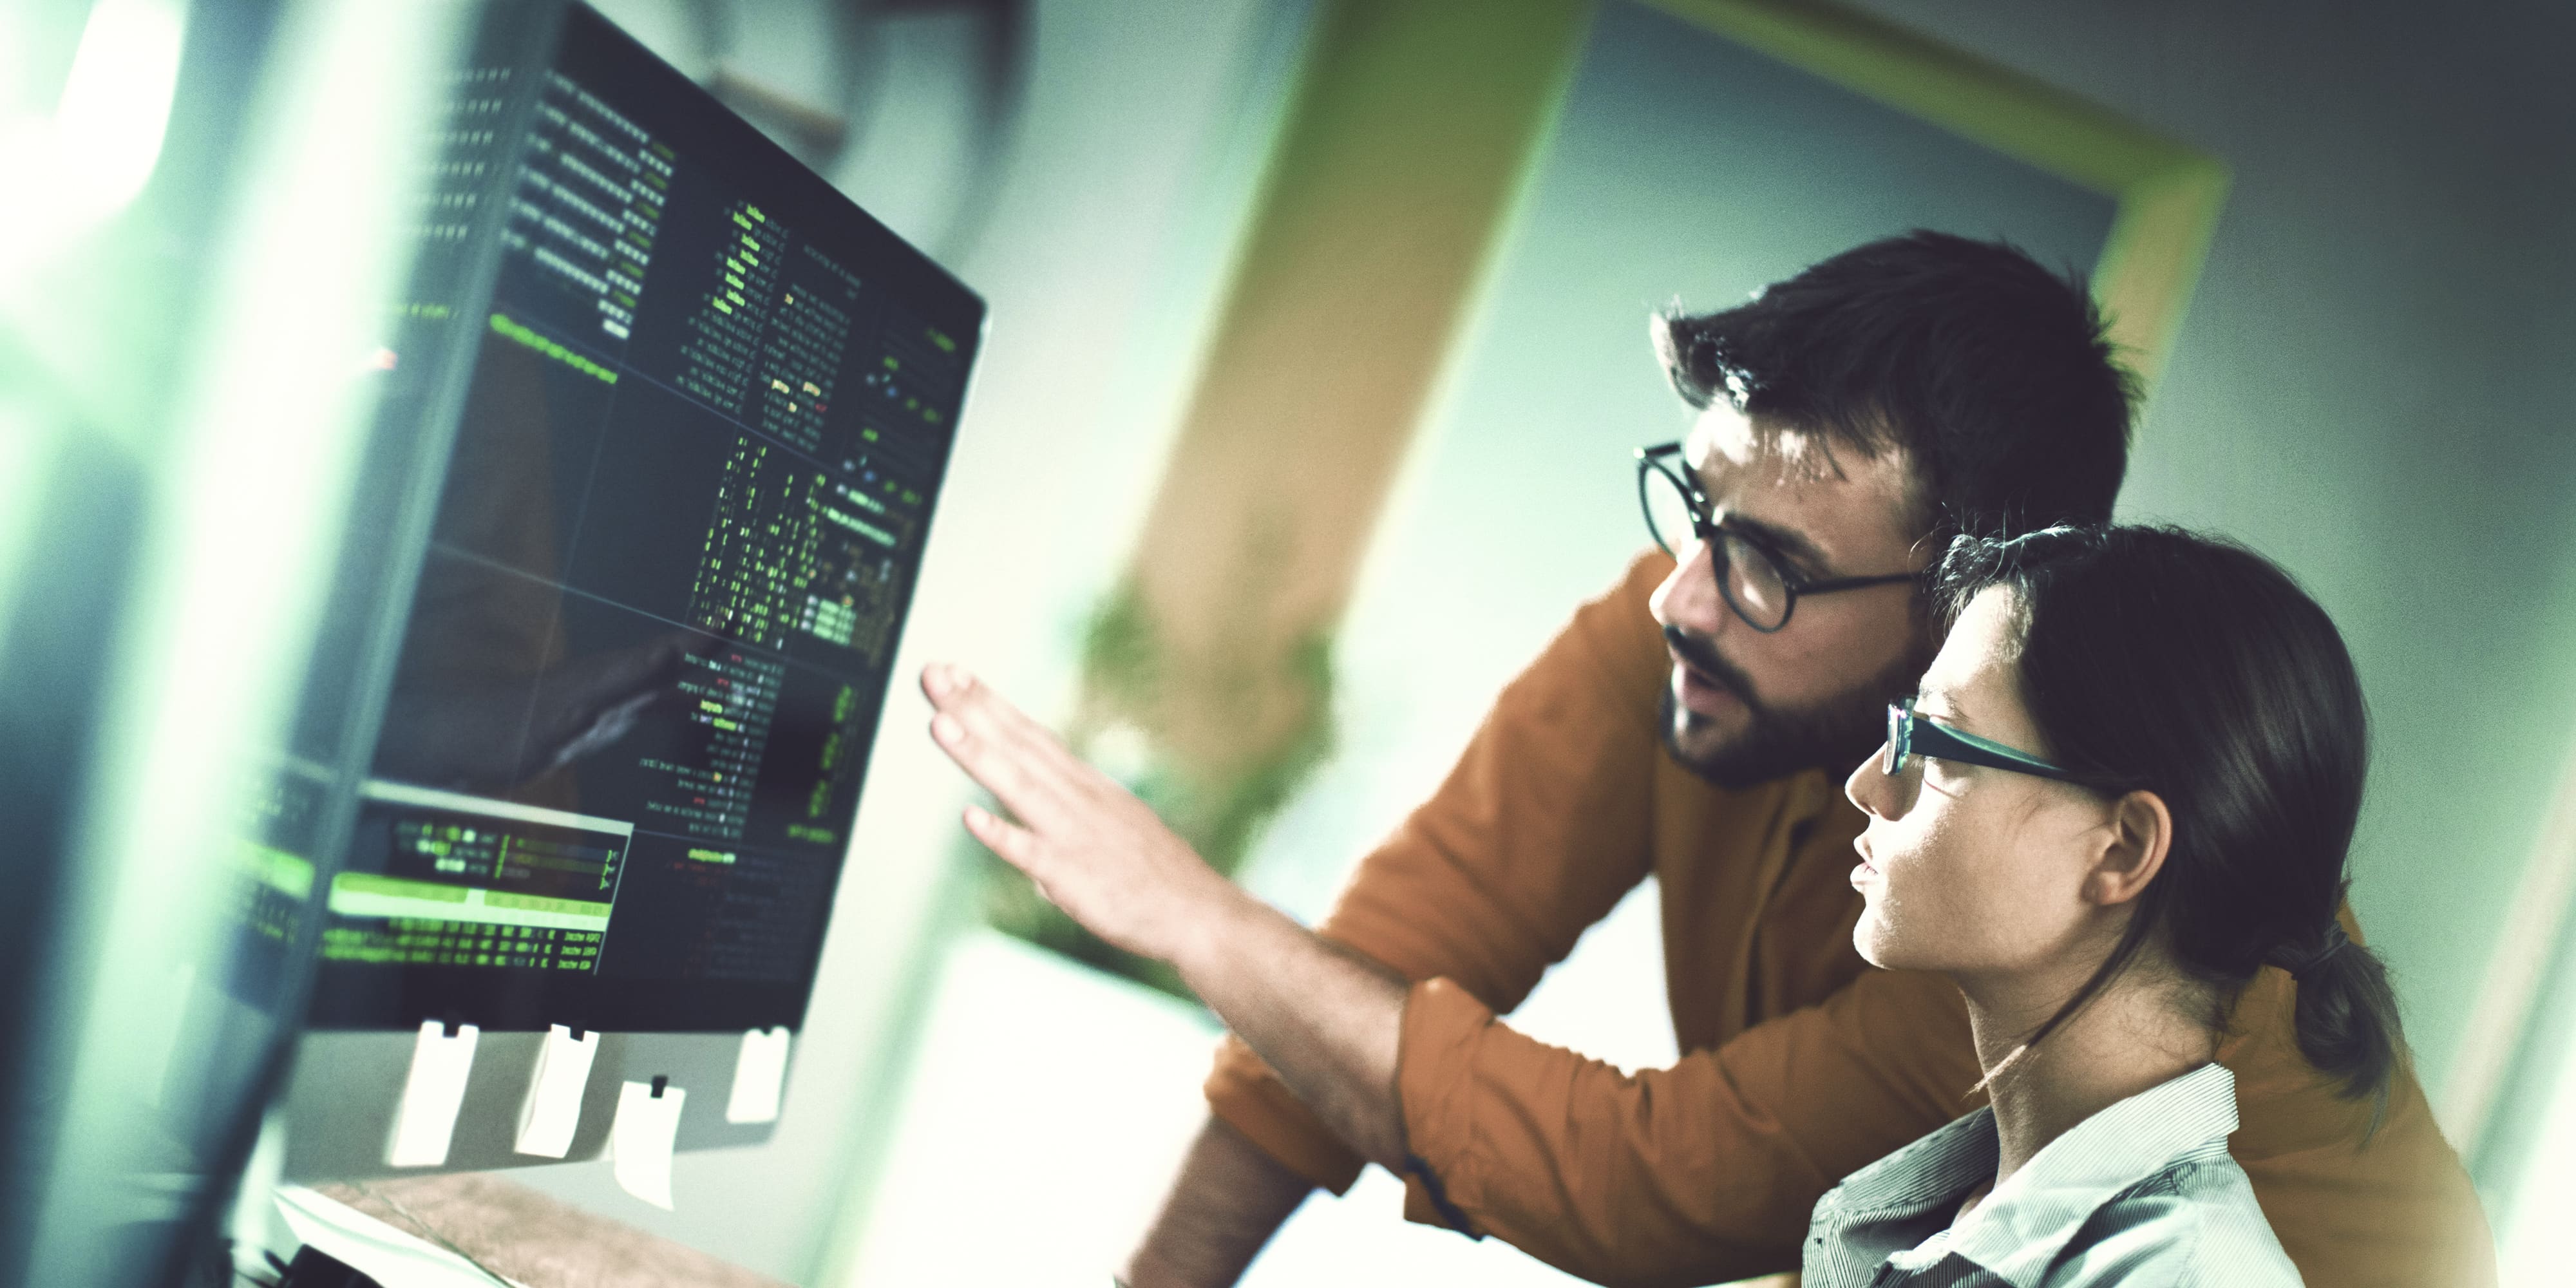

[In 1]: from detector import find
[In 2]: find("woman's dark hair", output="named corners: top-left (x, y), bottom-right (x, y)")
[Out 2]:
top-left (1656, 230), bottom-right (2137, 541)
top-left (1935, 524), bottom-right (2405, 1126)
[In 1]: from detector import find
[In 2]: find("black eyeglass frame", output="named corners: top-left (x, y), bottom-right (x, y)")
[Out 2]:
top-left (1633, 441), bottom-right (1919, 633)
top-left (1884, 698), bottom-right (2080, 782)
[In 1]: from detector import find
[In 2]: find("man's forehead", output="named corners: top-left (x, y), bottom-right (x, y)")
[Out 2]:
top-left (1681, 404), bottom-right (1922, 556)
top-left (1682, 402), bottom-right (1873, 484)
top-left (1682, 402), bottom-right (1779, 472)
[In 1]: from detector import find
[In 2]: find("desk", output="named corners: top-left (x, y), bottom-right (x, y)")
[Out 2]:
top-left (314, 1174), bottom-right (786, 1288)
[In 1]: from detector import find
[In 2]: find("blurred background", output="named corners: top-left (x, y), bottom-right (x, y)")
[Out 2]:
top-left (3, 1), bottom-right (2572, 1285)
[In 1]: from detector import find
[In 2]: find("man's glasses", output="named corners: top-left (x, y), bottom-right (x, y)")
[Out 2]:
top-left (1634, 442), bottom-right (1917, 632)
top-left (1883, 698), bottom-right (2078, 781)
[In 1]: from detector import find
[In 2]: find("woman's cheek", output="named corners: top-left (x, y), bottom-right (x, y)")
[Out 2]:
top-left (1867, 811), bottom-right (1971, 968)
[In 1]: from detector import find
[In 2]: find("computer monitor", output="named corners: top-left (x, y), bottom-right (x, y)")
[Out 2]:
top-left (276, 0), bottom-right (981, 1180)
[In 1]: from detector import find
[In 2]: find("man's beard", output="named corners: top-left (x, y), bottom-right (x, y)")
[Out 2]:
top-left (1658, 623), bottom-right (1921, 790)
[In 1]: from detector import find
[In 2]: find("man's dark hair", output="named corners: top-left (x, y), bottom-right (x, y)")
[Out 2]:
top-left (1655, 231), bottom-right (2136, 539)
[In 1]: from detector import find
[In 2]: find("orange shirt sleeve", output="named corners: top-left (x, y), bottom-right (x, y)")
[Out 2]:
top-left (1203, 552), bottom-right (1672, 1193)
top-left (1392, 949), bottom-right (2494, 1288)
top-left (1396, 967), bottom-right (1980, 1287)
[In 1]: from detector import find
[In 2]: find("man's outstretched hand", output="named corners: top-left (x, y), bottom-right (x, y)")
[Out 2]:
top-left (918, 661), bottom-right (1414, 1173)
top-left (920, 661), bottom-right (1247, 965)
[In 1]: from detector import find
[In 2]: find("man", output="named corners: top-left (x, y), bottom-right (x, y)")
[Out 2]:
top-left (923, 232), bottom-right (2494, 1287)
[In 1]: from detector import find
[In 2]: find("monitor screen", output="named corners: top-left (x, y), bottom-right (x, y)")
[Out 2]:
top-left (304, 2), bottom-right (981, 1035)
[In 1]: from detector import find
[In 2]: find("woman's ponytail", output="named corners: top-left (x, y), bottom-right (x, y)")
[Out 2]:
top-left (2273, 920), bottom-right (2404, 1130)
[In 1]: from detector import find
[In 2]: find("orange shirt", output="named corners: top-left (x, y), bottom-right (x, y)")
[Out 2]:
top-left (1205, 551), bottom-right (2494, 1287)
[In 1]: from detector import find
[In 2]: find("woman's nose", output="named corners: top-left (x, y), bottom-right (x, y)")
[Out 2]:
top-left (1845, 741), bottom-right (1901, 819)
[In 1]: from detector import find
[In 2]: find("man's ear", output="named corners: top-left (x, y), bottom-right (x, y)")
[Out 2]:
top-left (2083, 790), bottom-right (2172, 908)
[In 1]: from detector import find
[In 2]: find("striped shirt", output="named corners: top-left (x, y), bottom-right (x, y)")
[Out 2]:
top-left (1802, 1063), bottom-right (2303, 1286)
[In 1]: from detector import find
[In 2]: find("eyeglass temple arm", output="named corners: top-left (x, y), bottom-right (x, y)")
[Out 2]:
top-left (1798, 569), bottom-right (1919, 594)
top-left (1916, 718), bottom-right (2080, 781)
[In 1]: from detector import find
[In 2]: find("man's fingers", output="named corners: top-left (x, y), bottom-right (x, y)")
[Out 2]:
top-left (926, 663), bottom-right (1084, 772)
top-left (924, 663), bottom-right (1175, 857)
top-left (923, 663), bottom-right (1109, 815)
top-left (930, 710), bottom-right (1059, 816)
top-left (963, 802), bottom-right (1041, 873)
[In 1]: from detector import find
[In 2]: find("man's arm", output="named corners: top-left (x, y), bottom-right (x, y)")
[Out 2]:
top-left (927, 666), bottom-right (1414, 1164)
top-left (1391, 965), bottom-right (1979, 1282)
top-left (941, 555), bottom-right (1676, 1285)
top-left (1166, 559), bottom-right (1680, 1276)
top-left (1121, 1118), bottom-right (1315, 1288)
top-left (924, 658), bottom-right (1989, 1284)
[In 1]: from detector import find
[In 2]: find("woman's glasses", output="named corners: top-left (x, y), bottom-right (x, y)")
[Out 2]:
top-left (1883, 698), bottom-right (2078, 781)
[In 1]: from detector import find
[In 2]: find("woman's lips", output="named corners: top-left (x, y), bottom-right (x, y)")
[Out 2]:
top-left (1850, 838), bottom-right (1880, 887)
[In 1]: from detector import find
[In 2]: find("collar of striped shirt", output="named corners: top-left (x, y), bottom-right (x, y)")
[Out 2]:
top-left (1809, 1062), bottom-right (2241, 1286)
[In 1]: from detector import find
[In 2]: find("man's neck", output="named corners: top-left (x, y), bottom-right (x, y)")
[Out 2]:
top-left (1957, 968), bottom-right (2214, 1191)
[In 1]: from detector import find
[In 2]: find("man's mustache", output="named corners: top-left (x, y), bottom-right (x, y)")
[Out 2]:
top-left (1662, 624), bottom-right (1761, 710)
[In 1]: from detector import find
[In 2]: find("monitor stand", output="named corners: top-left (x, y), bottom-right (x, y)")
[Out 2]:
top-left (278, 1028), bottom-right (775, 1182)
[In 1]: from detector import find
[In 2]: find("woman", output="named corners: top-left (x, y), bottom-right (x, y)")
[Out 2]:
top-left (1812, 524), bottom-right (2404, 1286)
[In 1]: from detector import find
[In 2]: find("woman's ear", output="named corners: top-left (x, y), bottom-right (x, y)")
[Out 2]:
top-left (2083, 789), bottom-right (2172, 907)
